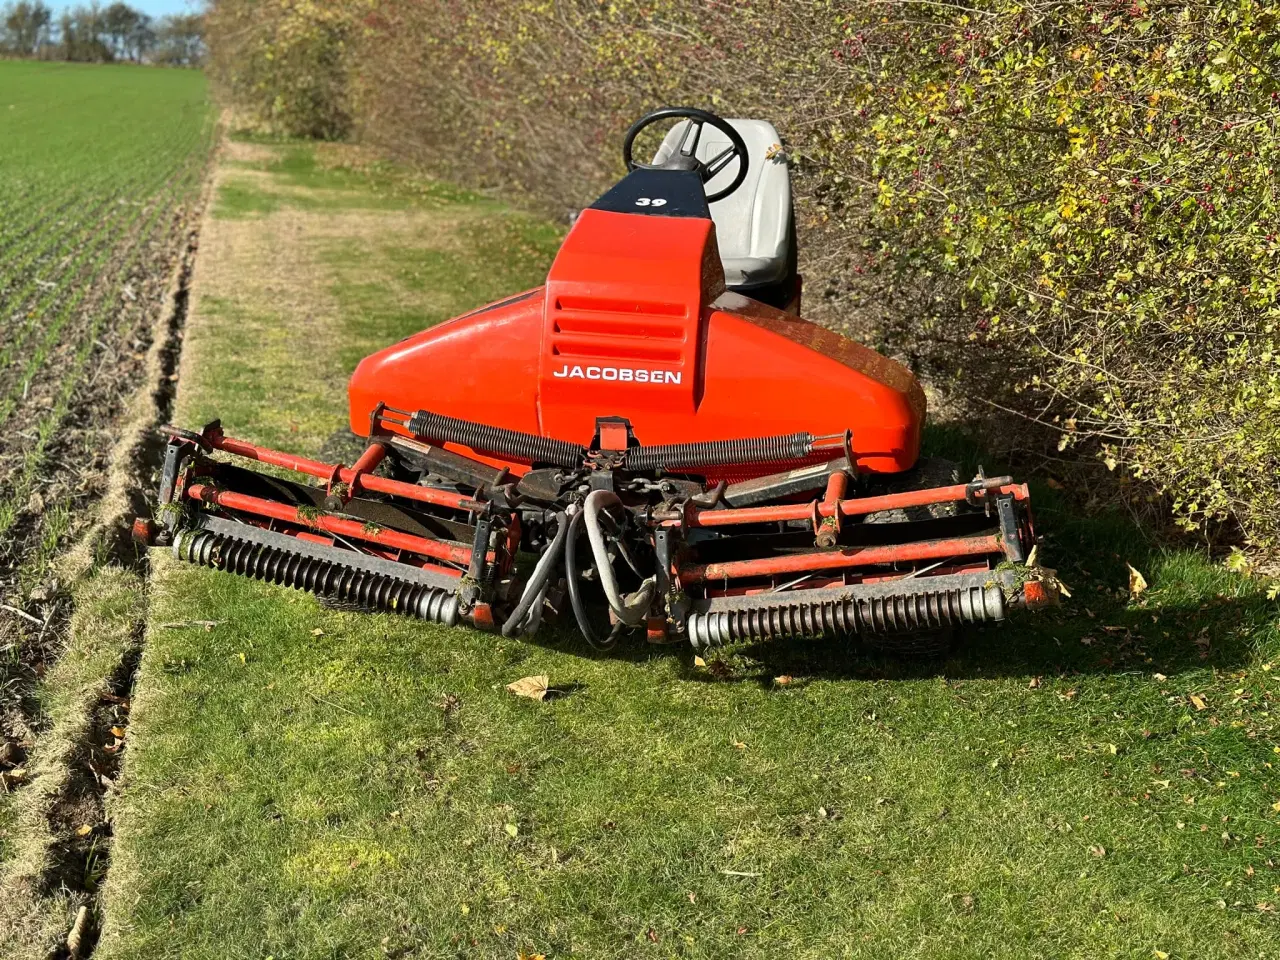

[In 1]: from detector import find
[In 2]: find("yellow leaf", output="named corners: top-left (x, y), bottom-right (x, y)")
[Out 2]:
top-left (506, 675), bottom-right (549, 701)
top-left (693, 656), bottom-right (707, 668)
top-left (459, 903), bottom-right (470, 915)
top-left (1154, 951), bottom-right (1169, 960)
top-left (1270, 800), bottom-right (1280, 812)
top-left (311, 628), bottom-right (325, 637)
top-left (1127, 564), bottom-right (1148, 599)
top-left (75, 824), bottom-right (93, 837)
top-left (1190, 694), bottom-right (1207, 711)
top-left (110, 726), bottom-right (126, 739)
top-left (237, 652), bottom-right (246, 665)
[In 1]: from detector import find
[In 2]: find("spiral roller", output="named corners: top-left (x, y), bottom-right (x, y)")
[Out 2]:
top-left (686, 584), bottom-right (1005, 650)
top-left (174, 528), bottom-right (459, 625)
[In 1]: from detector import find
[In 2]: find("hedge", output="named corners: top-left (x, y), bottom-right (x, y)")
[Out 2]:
top-left (205, 0), bottom-right (1280, 547)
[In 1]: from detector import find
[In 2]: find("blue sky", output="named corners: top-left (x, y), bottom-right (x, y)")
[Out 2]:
top-left (51, 0), bottom-right (200, 16)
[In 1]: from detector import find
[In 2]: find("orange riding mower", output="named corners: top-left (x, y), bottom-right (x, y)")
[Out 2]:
top-left (137, 108), bottom-right (1058, 654)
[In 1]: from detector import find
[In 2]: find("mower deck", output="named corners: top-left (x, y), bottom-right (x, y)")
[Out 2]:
top-left (139, 413), bottom-right (1055, 654)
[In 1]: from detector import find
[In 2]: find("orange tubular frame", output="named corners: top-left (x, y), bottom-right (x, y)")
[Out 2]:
top-left (677, 534), bottom-right (1004, 586)
top-left (680, 478), bottom-right (1027, 529)
top-left (211, 433), bottom-right (480, 513)
top-left (185, 484), bottom-right (477, 570)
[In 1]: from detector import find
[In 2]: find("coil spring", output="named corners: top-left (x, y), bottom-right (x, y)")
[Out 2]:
top-left (175, 529), bottom-right (459, 625)
top-left (409, 409), bottom-right (584, 469)
top-left (686, 585), bottom-right (1004, 650)
top-left (626, 433), bottom-right (814, 473)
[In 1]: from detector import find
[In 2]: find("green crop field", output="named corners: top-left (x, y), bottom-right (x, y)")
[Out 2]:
top-left (0, 61), bottom-right (212, 563)
top-left (0, 60), bottom-right (213, 929)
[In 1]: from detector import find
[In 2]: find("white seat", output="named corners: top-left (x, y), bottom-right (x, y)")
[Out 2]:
top-left (652, 118), bottom-right (793, 288)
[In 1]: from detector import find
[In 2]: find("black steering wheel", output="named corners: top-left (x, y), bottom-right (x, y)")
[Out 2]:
top-left (622, 107), bottom-right (750, 204)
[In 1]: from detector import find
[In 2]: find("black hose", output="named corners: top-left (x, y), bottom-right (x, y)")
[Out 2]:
top-left (500, 511), bottom-right (568, 637)
top-left (565, 509), bottom-right (615, 650)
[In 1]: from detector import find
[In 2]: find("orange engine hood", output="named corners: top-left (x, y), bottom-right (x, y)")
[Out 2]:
top-left (349, 202), bottom-right (924, 477)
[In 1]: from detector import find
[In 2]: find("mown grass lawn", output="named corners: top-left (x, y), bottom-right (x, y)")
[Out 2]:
top-left (100, 142), bottom-right (1280, 959)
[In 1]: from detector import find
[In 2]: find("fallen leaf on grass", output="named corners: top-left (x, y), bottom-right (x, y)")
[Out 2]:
top-left (75, 824), bottom-right (93, 837)
top-left (1090, 845), bottom-right (1106, 858)
top-left (504, 823), bottom-right (519, 838)
top-left (1153, 672), bottom-right (1167, 682)
top-left (1190, 694), bottom-right (1208, 711)
top-left (693, 656), bottom-right (706, 667)
top-left (1154, 951), bottom-right (1169, 960)
top-left (1028, 676), bottom-right (1041, 688)
top-left (1128, 563), bottom-right (1148, 599)
top-left (310, 628), bottom-right (324, 637)
top-left (109, 726), bottom-right (125, 739)
top-left (774, 674), bottom-right (794, 686)
top-left (506, 676), bottom-right (549, 701)
top-left (517, 952), bottom-right (546, 960)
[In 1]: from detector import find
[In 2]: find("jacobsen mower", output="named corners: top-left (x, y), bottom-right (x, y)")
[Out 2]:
top-left (137, 108), bottom-right (1058, 654)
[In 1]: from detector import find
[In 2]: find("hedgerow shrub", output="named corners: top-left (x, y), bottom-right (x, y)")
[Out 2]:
top-left (204, 0), bottom-right (362, 140)
top-left (206, 0), bottom-right (1280, 545)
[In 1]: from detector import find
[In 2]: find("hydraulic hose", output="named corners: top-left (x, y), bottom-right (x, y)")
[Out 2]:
top-left (583, 490), bottom-right (654, 626)
top-left (565, 509), bottom-right (614, 650)
top-left (518, 578), bottom-right (552, 636)
top-left (500, 511), bottom-right (568, 637)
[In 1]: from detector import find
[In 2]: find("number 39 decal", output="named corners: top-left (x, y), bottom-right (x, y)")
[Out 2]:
top-left (635, 197), bottom-right (668, 207)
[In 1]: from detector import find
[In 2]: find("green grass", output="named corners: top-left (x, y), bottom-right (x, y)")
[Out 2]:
top-left (214, 145), bottom-right (486, 219)
top-left (100, 144), bottom-right (1280, 959)
top-left (0, 799), bottom-right (14, 865)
